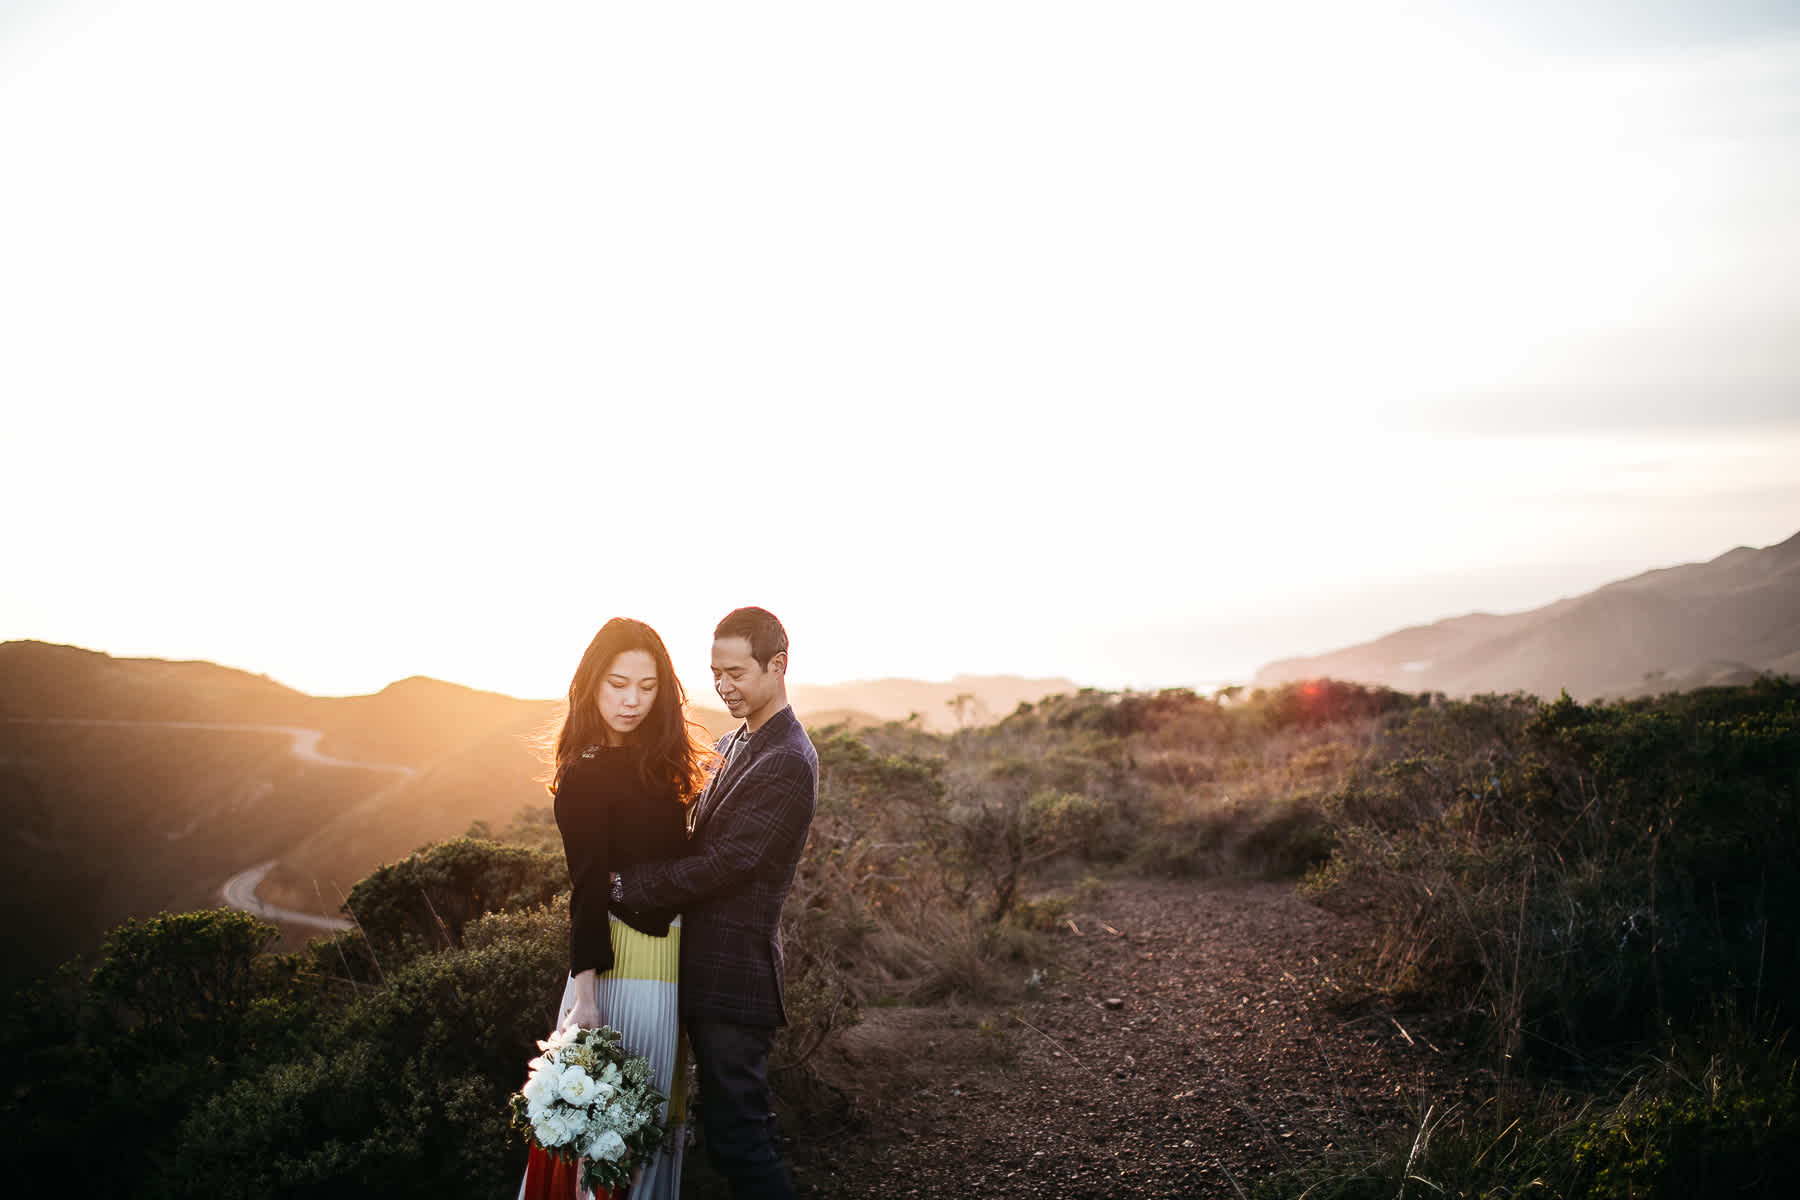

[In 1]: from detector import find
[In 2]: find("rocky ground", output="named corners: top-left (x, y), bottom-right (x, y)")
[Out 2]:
top-left (768, 879), bottom-right (1483, 1199)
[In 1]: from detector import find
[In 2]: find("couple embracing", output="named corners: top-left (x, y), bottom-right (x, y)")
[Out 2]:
top-left (522, 607), bottom-right (817, 1200)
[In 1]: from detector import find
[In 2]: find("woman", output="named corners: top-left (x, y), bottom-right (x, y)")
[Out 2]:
top-left (520, 618), bottom-right (713, 1200)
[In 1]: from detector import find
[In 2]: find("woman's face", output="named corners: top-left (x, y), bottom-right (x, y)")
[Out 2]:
top-left (594, 648), bottom-right (659, 744)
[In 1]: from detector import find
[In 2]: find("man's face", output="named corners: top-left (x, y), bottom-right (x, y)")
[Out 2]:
top-left (711, 635), bottom-right (784, 726)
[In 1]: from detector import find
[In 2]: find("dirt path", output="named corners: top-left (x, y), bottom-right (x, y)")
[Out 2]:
top-left (789, 879), bottom-right (1476, 1198)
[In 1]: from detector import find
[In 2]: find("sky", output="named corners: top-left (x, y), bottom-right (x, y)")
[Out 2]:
top-left (3, 1), bottom-right (1798, 701)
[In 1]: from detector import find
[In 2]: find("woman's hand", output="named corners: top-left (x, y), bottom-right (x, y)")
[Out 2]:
top-left (562, 994), bottom-right (602, 1033)
top-left (559, 970), bottom-right (602, 1032)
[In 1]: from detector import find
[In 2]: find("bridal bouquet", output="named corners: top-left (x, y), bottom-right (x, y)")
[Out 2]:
top-left (510, 1024), bottom-right (669, 1193)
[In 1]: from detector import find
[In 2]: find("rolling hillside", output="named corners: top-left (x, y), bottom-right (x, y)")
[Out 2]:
top-left (0, 716), bottom-right (401, 988)
top-left (0, 640), bottom-right (316, 724)
top-left (0, 641), bottom-right (1076, 986)
top-left (1254, 530), bottom-right (1800, 699)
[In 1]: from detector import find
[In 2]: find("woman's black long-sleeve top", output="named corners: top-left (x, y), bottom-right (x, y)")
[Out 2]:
top-left (554, 745), bottom-right (689, 976)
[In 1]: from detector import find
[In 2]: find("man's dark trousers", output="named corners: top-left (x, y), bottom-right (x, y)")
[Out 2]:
top-left (690, 1020), bottom-right (793, 1199)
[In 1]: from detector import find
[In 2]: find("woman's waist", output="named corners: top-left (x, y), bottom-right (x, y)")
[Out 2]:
top-left (609, 911), bottom-right (681, 927)
top-left (606, 837), bottom-right (691, 869)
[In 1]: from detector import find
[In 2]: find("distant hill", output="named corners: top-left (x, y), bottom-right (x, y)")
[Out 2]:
top-left (308, 674), bottom-right (548, 766)
top-left (0, 640), bottom-right (316, 724)
top-left (0, 643), bottom-right (1075, 985)
top-left (0, 644), bottom-right (559, 986)
top-left (1254, 531), bottom-right (1800, 700)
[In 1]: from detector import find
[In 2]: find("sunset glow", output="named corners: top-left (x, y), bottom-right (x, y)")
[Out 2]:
top-left (2, 2), bottom-right (1796, 700)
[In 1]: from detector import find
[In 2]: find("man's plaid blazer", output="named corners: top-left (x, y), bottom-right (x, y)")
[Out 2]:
top-left (617, 704), bottom-right (818, 1026)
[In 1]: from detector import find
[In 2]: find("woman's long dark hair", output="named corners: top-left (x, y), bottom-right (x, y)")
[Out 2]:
top-left (544, 618), bottom-right (714, 803)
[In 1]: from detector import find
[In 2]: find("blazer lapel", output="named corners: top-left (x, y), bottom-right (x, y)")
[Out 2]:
top-left (692, 726), bottom-right (751, 835)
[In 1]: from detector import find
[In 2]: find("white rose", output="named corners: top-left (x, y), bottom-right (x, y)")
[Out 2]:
top-left (599, 1063), bottom-right (621, 1086)
top-left (587, 1129), bottom-right (628, 1162)
top-left (552, 1110), bottom-right (585, 1146)
top-left (522, 1068), bottom-right (559, 1109)
top-left (557, 1066), bottom-right (597, 1106)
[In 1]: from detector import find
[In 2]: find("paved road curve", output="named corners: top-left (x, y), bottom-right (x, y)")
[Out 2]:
top-left (8, 717), bottom-right (413, 932)
top-left (12, 718), bottom-right (416, 774)
top-left (221, 859), bottom-right (353, 931)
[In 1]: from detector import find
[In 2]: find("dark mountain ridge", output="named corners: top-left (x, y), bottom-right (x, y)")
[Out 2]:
top-left (1255, 531), bottom-right (1800, 699)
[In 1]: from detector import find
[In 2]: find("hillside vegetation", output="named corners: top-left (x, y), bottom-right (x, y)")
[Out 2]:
top-left (0, 720), bottom-right (401, 989)
top-left (0, 642), bottom-right (1073, 988)
top-left (4, 676), bottom-right (1793, 1197)
top-left (0, 644), bottom-right (552, 988)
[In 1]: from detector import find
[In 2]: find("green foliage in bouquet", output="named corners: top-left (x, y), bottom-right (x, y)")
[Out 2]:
top-left (510, 1023), bottom-right (669, 1194)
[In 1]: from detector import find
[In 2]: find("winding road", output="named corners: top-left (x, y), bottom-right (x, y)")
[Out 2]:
top-left (221, 859), bottom-right (354, 931)
top-left (209, 723), bottom-right (415, 930)
top-left (15, 718), bottom-right (416, 775)
top-left (9, 717), bottom-right (415, 933)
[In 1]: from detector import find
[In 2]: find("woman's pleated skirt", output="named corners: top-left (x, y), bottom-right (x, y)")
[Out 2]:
top-left (520, 915), bottom-right (687, 1200)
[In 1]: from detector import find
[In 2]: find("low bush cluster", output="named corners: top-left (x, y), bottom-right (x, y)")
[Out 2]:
top-left (0, 840), bottom-right (567, 1199)
top-left (1256, 1027), bottom-right (1800, 1200)
top-left (1271, 676), bottom-right (1800, 1198)
top-left (1307, 677), bottom-right (1800, 1065)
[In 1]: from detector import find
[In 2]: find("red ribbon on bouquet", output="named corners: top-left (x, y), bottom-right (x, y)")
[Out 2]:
top-left (520, 1144), bottom-right (622, 1200)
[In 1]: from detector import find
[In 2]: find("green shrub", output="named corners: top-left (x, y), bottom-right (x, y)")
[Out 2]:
top-left (1258, 679), bottom-right (1425, 733)
top-left (338, 837), bottom-right (567, 967)
top-left (154, 903), bottom-right (567, 1199)
top-left (1574, 1084), bottom-right (1800, 1200)
top-left (88, 908), bottom-right (284, 1061)
top-left (1308, 679), bottom-right (1800, 1066)
top-left (1259, 1029), bottom-right (1800, 1200)
top-left (1009, 893), bottom-right (1076, 932)
top-left (0, 909), bottom-right (310, 1194)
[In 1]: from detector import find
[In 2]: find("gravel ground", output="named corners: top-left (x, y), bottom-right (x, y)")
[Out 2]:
top-left (772, 878), bottom-right (1480, 1199)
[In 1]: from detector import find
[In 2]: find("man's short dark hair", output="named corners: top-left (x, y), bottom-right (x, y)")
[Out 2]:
top-left (714, 607), bottom-right (788, 669)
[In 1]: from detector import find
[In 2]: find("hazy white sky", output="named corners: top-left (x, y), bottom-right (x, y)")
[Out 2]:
top-left (4, 1), bottom-right (1798, 700)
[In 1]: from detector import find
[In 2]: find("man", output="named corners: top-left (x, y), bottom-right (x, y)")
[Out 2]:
top-left (612, 606), bottom-right (818, 1199)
